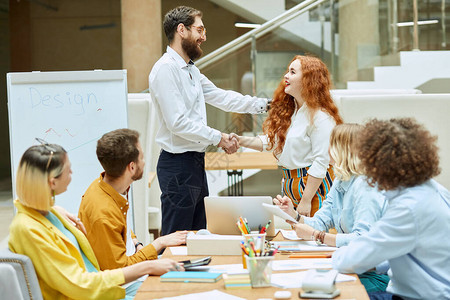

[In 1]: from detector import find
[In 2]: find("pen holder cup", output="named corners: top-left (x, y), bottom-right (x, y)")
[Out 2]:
top-left (242, 233), bottom-right (266, 256)
top-left (245, 255), bottom-right (274, 288)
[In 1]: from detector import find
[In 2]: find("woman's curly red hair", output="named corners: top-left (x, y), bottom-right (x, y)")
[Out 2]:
top-left (263, 55), bottom-right (342, 157)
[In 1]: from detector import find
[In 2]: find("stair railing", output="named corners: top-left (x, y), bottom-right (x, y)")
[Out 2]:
top-left (196, 0), bottom-right (327, 71)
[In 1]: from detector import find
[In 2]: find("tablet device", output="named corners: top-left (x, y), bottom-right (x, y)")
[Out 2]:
top-left (179, 256), bottom-right (212, 270)
top-left (262, 203), bottom-right (298, 223)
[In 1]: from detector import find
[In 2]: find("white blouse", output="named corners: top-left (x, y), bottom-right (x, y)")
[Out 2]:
top-left (259, 104), bottom-right (335, 178)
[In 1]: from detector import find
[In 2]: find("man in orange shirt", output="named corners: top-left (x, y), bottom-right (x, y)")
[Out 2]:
top-left (79, 128), bottom-right (187, 270)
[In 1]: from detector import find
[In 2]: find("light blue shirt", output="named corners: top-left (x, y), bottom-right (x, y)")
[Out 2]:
top-left (45, 212), bottom-right (97, 273)
top-left (332, 179), bottom-right (450, 300)
top-left (303, 176), bottom-right (386, 247)
top-left (149, 46), bottom-right (268, 153)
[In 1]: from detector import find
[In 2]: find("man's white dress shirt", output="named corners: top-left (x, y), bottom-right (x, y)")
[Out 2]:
top-left (149, 46), bottom-right (268, 153)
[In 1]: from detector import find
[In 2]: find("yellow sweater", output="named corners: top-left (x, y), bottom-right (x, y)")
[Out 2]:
top-left (79, 173), bottom-right (157, 270)
top-left (9, 200), bottom-right (125, 300)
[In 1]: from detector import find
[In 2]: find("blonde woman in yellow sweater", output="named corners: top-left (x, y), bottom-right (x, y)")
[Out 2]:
top-left (9, 143), bottom-right (183, 300)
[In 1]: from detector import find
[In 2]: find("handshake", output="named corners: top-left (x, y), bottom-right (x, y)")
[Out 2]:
top-left (218, 132), bottom-right (241, 154)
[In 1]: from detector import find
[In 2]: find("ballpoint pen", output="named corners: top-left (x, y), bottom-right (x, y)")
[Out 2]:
top-left (281, 178), bottom-right (285, 197)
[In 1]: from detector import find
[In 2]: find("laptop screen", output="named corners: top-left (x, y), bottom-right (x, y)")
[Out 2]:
top-left (204, 196), bottom-right (275, 236)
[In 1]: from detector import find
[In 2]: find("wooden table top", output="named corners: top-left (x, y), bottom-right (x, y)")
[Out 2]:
top-left (135, 246), bottom-right (369, 299)
top-left (205, 152), bottom-right (278, 171)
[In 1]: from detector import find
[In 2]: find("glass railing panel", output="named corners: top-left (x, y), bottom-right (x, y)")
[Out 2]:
top-left (201, 44), bottom-right (257, 151)
top-left (199, 0), bottom-right (450, 139)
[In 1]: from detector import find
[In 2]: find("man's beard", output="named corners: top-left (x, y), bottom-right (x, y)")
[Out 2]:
top-left (182, 36), bottom-right (203, 61)
top-left (131, 166), bottom-right (144, 181)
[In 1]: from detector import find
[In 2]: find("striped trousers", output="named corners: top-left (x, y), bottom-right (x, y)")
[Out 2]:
top-left (282, 166), bottom-right (334, 216)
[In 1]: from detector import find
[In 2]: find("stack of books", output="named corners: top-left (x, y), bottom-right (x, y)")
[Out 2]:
top-left (160, 271), bottom-right (222, 283)
top-left (223, 272), bottom-right (251, 289)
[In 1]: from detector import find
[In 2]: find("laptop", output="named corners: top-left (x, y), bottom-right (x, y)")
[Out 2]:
top-left (204, 196), bottom-right (275, 236)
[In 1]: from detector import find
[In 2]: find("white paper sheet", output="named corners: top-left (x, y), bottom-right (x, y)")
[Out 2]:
top-left (154, 289), bottom-right (246, 300)
top-left (189, 264), bottom-right (248, 274)
top-left (169, 246), bottom-right (188, 256)
top-left (262, 203), bottom-right (298, 223)
top-left (271, 241), bottom-right (337, 252)
top-left (271, 271), bottom-right (356, 288)
top-left (271, 258), bottom-right (333, 271)
top-left (280, 229), bottom-right (303, 240)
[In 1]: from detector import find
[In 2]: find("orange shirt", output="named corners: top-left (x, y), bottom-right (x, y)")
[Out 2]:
top-left (79, 173), bottom-right (157, 270)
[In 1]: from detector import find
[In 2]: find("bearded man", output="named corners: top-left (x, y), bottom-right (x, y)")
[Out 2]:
top-left (79, 129), bottom-right (187, 271)
top-left (149, 6), bottom-right (270, 235)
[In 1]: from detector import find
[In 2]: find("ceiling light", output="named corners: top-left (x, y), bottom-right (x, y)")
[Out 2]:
top-left (397, 20), bottom-right (439, 27)
top-left (234, 23), bottom-right (262, 29)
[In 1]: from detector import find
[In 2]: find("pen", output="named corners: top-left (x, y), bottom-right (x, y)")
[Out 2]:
top-left (236, 221), bottom-right (246, 234)
top-left (281, 178), bottom-right (285, 197)
top-left (288, 254), bottom-right (332, 259)
top-left (271, 246), bottom-right (280, 256)
top-left (239, 216), bottom-right (249, 234)
top-left (249, 241), bottom-right (257, 256)
top-left (243, 218), bottom-right (250, 234)
top-left (262, 220), bottom-right (271, 233)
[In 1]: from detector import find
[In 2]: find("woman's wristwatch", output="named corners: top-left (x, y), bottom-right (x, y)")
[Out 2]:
top-left (296, 211), bottom-right (301, 222)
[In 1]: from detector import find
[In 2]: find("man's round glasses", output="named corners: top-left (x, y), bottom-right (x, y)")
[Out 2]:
top-left (188, 25), bottom-right (206, 37)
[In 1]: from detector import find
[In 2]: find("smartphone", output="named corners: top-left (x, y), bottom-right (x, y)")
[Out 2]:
top-left (179, 256), bottom-right (212, 270)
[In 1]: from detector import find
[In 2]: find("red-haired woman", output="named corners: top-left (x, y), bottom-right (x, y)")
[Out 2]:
top-left (233, 55), bottom-right (342, 216)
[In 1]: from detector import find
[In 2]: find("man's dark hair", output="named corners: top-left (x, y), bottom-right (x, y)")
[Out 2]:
top-left (163, 6), bottom-right (202, 43)
top-left (96, 128), bottom-right (140, 178)
top-left (358, 118), bottom-right (440, 190)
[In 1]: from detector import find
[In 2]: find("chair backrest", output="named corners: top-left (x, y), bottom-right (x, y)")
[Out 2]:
top-left (0, 264), bottom-right (24, 299)
top-left (128, 93), bottom-right (161, 244)
top-left (0, 248), bottom-right (43, 300)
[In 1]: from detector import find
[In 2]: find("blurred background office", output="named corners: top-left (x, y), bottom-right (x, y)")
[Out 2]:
top-left (2, 0), bottom-right (450, 244)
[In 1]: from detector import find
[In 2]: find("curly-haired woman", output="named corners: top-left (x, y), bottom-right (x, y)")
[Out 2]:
top-left (332, 118), bottom-right (450, 300)
top-left (232, 55), bottom-right (342, 216)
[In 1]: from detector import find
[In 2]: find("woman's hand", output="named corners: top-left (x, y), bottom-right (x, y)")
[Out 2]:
top-left (273, 195), bottom-right (297, 219)
top-left (53, 205), bottom-right (87, 235)
top-left (229, 133), bottom-right (263, 151)
top-left (291, 223), bottom-right (316, 240)
top-left (148, 258), bottom-right (185, 275)
top-left (297, 200), bottom-right (312, 217)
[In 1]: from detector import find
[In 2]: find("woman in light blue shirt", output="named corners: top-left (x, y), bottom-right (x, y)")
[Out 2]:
top-left (332, 118), bottom-right (450, 300)
top-left (274, 123), bottom-right (388, 292)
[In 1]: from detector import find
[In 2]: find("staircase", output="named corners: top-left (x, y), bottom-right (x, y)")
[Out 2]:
top-left (209, 0), bottom-right (336, 54)
top-left (347, 51), bottom-right (450, 90)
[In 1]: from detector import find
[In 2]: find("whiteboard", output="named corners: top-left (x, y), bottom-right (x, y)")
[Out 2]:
top-left (7, 70), bottom-right (129, 216)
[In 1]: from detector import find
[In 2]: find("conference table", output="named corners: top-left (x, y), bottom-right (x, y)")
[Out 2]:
top-left (205, 152), bottom-right (279, 196)
top-left (135, 234), bottom-right (369, 300)
top-left (204, 152), bottom-right (278, 171)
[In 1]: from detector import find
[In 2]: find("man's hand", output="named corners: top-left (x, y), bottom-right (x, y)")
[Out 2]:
top-left (218, 132), bottom-right (239, 154)
top-left (272, 195), bottom-right (297, 219)
top-left (147, 258), bottom-right (184, 275)
top-left (53, 205), bottom-right (87, 235)
top-left (152, 231), bottom-right (188, 252)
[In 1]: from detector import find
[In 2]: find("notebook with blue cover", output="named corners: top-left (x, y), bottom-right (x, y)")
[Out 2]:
top-left (160, 271), bottom-right (223, 283)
